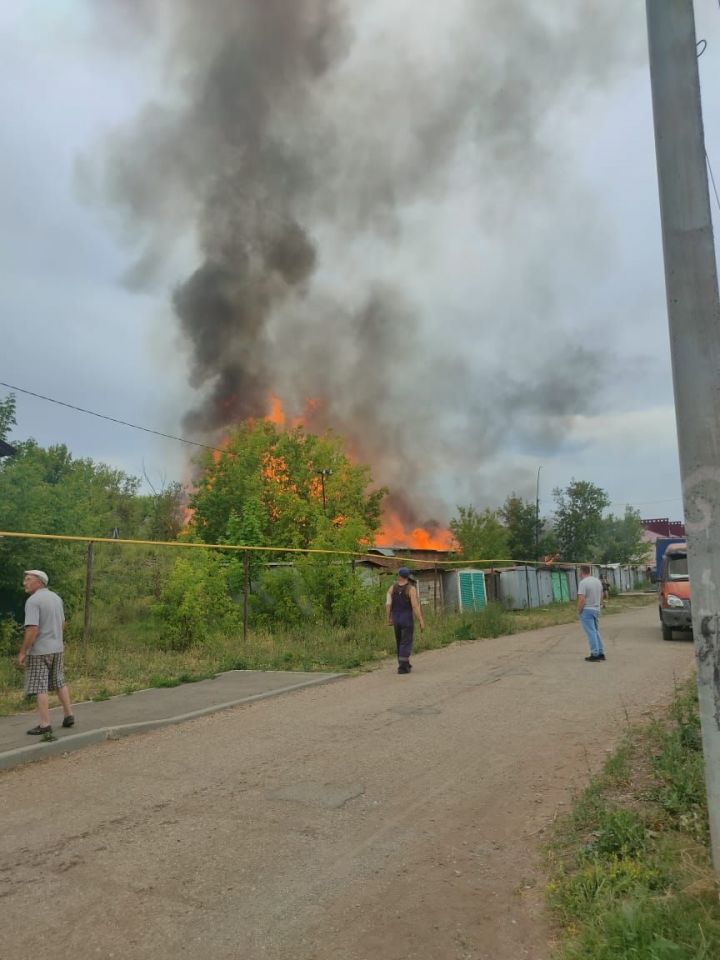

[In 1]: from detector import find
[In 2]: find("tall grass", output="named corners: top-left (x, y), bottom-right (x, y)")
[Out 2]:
top-left (0, 595), bottom-right (653, 716)
top-left (547, 679), bottom-right (719, 960)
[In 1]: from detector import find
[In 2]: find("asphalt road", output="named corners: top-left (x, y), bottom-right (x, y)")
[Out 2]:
top-left (0, 604), bottom-right (695, 960)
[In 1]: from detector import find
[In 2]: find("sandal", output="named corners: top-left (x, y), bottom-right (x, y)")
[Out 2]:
top-left (27, 725), bottom-right (52, 736)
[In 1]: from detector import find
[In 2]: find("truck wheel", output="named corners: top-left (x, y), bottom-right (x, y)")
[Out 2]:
top-left (662, 622), bottom-right (674, 642)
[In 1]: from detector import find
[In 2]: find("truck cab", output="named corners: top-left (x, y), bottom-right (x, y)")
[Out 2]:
top-left (658, 541), bottom-right (691, 641)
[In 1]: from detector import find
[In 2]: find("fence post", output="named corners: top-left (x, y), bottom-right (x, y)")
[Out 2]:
top-left (243, 550), bottom-right (250, 643)
top-left (83, 541), bottom-right (94, 656)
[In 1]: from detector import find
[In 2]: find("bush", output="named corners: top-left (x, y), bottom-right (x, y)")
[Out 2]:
top-left (154, 550), bottom-right (240, 650)
top-left (299, 558), bottom-right (381, 627)
top-left (250, 560), bottom-right (383, 629)
top-left (0, 616), bottom-right (20, 657)
top-left (250, 567), bottom-right (313, 628)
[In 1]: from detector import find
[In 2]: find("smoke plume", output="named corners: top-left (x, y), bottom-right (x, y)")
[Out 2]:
top-left (88, 0), bottom-right (641, 522)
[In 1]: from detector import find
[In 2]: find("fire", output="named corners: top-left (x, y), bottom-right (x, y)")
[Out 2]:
top-left (376, 513), bottom-right (457, 552)
top-left (265, 394), bottom-right (322, 430)
top-left (267, 395), bottom-right (286, 426)
top-left (184, 394), bottom-right (454, 553)
top-left (180, 504), bottom-right (195, 533)
top-left (308, 475), bottom-right (324, 500)
top-left (261, 452), bottom-right (296, 490)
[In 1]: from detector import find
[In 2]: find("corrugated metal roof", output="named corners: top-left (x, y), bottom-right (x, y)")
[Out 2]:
top-left (356, 556), bottom-right (450, 573)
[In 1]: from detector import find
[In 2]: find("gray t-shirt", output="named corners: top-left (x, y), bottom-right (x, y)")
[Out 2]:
top-left (24, 588), bottom-right (65, 655)
top-left (578, 575), bottom-right (603, 610)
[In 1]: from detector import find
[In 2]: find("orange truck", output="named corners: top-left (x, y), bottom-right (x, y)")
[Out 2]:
top-left (657, 541), bottom-right (691, 641)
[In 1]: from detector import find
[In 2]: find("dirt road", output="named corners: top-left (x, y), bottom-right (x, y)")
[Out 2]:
top-left (1, 605), bottom-right (695, 960)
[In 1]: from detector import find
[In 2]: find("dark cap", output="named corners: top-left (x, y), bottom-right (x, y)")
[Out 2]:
top-left (397, 567), bottom-right (411, 579)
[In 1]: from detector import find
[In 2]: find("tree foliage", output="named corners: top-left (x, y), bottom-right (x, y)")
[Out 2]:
top-left (0, 440), bottom-right (144, 614)
top-left (449, 505), bottom-right (510, 562)
top-left (595, 507), bottom-right (648, 565)
top-left (500, 494), bottom-right (555, 562)
top-left (0, 437), bottom-right (186, 617)
top-left (155, 550), bottom-right (240, 649)
top-left (0, 393), bottom-right (17, 443)
top-left (552, 479), bottom-right (610, 562)
top-left (188, 420), bottom-right (385, 552)
top-left (140, 482), bottom-right (186, 542)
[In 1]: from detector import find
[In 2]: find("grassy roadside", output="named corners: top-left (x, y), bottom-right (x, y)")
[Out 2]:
top-left (0, 594), bottom-right (654, 717)
top-left (546, 678), bottom-right (720, 959)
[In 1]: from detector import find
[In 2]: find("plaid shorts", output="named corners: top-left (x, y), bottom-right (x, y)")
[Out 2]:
top-left (24, 653), bottom-right (66, 696)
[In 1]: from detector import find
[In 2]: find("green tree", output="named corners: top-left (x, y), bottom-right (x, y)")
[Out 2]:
top-left (552, 479), bottom-right (610, 562)
top-left (137, 481), bottom-right (186, 542)
top-left (449, 506), bottom-right (510, 562)
top-left (221, 496), bottom-right (266, 596)
top-left (0, 393), bottom-right (16, 442)
top-left (188, 420), bottom-right (385, 552)
top-left (595, 507), bottom-right (648, 564)
top-left (501, 494), bottom-right (543, 561)
top-left (0, 440), bottom-right (143, 615)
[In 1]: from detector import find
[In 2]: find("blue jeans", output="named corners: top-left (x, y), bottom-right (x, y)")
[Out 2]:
top-left (580, 608), bottom-right (604, 657)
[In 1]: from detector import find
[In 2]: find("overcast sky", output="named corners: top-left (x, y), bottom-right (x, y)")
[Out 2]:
top-left (2, 1), bottom-right (720, 526)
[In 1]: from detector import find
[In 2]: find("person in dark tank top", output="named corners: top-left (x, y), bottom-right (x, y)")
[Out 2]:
top-left (386, 567), bottom-right (425, 675)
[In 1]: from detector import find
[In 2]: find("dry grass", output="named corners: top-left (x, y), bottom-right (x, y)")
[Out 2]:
top-left (0, 594), bottom-right (655, 717)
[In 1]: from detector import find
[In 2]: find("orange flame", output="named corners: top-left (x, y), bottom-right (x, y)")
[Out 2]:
top-left (376, 513), bottom-right (456, 552)
top-left (267, 395), bottom-right (286, 426)
top-left (180, 505), bottom-right (195, 534)
top-left (264, 394), bottom-right (322, 430)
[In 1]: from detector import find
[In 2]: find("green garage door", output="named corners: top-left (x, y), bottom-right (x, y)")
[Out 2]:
top-left (459, 571), bottom-right (486, 611)
top-left (551, 571), bottom-right (570, 602)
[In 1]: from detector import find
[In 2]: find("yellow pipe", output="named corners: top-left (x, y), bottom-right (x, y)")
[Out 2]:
top-left (0, 530), bottom-right (547, 568)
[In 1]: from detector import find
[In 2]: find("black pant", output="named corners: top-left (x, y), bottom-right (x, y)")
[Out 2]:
top-left (394, 624), bottom-right (414, 661)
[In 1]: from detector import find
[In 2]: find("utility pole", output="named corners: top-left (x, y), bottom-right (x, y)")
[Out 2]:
top-left (535, 465), bottom-right (542, 561)
top-left (317, 468), bottom-right (332, 515)
top-left (646, 0), bottom-right (720, 869)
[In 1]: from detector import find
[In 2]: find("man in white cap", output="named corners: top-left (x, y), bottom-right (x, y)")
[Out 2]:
top-left (18, 570), bottom-right (74, 735)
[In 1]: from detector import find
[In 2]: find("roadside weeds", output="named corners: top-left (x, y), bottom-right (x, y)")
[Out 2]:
top-left (546, 677), bottom-right (720, 960)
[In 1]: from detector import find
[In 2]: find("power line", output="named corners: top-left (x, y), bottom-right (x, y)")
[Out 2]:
top-left (695, 29), bottom-right (720, 213)
top-left (707, 151), bottom-right (720, 215)
top-left (0, 381), bottom-right (688, 511)
top-left (0, 380), bottom-right (225, 456)
top-left (608, 497), bottom-right (682, 506)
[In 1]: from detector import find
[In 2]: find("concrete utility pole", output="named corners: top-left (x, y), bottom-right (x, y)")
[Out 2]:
top-left (535, 465), bottom-right (542, 561)
top-left (646, 0), bottom-right (720, 869)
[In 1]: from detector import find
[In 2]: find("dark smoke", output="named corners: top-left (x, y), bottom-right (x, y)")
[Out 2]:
top-left (87, 0), bottom-right (641, 521)
top-left (91, 0), bottom-right (350, 433)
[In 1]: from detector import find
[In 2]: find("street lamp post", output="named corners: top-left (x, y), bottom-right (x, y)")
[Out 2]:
top-left (317, 468), bottom-right (332, 514)
top-left (535, 465), bottom-right (542, 561)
